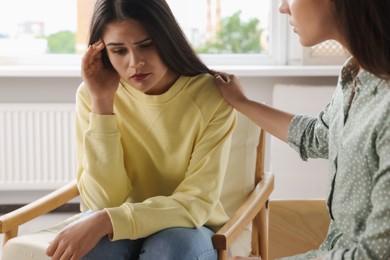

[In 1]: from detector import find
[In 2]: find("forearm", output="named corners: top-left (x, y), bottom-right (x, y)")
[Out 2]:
top-left (235, 99), bottom-right (294, 143)
top-left (78, 114), bottom-right (131, 209)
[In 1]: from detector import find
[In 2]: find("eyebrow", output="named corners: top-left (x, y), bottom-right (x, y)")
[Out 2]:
top-left (106, 37), bottom-right (152, 47)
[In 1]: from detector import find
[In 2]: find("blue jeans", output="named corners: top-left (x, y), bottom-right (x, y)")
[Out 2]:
top-left (81, 226), bottom-right (217, 260)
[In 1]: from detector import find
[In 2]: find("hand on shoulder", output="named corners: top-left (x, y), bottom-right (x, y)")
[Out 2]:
top-left (212, 71), bottom-right (248, 109)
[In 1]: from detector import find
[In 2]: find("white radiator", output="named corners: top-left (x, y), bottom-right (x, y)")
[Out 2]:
top-left (0, 103), bottom-right (76, 190)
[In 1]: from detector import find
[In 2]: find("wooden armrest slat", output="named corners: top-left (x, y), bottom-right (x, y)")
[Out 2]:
top-left (0, 180), bottom-right (79, 234)
top-left (212, 173), bottom-right (274, 250)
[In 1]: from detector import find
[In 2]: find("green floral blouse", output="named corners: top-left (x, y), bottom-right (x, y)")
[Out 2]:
top-left (285, 58), bottom-right (390, 260)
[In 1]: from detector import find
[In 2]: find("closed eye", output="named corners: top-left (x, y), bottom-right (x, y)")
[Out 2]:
top-left (112, 48), bottom-right (127, 55)
top-left (139, 41), bottom-right (154, 49)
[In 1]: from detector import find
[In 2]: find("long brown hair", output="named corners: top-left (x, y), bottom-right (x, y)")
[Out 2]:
top-left (331, 0), bottom-right (390, 79)
top-left (88, 0), bottom-right (210, 76)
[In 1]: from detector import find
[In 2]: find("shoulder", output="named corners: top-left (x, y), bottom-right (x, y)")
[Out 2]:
top-left (181, 73), bottom-right (234, 121)
top-left (183, 73), bottom-right (224, 104)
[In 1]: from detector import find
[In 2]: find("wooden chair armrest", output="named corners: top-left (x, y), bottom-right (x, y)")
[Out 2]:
top-left (0, 180), bottom-right (79, 245)
top-left (212, 173), bottom-right (274, 251)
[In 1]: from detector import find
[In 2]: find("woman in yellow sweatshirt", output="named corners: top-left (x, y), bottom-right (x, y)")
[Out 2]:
top-left (46, 0), bottom-right (236, 259)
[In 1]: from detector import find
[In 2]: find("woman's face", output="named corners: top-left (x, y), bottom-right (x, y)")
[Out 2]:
top-left (279, 0), bottom-right (342, 46)
top-left (102, 19), bottom-right (178, 95)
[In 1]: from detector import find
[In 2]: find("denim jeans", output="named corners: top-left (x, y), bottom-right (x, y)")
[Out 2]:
top-left (81, 226), bottom-right (217, 260)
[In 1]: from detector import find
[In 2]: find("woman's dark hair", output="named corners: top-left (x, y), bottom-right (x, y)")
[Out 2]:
top-left (331, 0), bottom-right (390, 79)
top-left (88, 0), bottom-right (210, 76)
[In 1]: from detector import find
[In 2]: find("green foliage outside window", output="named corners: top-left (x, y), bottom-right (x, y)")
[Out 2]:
top-left (196, 11), bottom-right (263, 54)
top-left (47, 31), bottom-right (76, 54)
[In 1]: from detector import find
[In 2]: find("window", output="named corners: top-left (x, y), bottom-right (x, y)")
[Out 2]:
top-left (0, 1), bottom-right (78, 61)
top-left (167, 0), bottom-right (270, 54)
top-left (0, 0), bottom-right (347, 69)
top-left (167, 0), bottom-right (285, 65)
top-left (0, 0), bottom-right (284, 67)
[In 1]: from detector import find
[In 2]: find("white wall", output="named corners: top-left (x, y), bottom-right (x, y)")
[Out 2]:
top-left (0, 73), bottom-right (338, 203)
top-left (270, 85), bottom-right (335, 199)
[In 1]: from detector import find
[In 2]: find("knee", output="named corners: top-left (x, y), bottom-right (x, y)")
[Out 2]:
top-left (140, 227), bottom-right (217, 260)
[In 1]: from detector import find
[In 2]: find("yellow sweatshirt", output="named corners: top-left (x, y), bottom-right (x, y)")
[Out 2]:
top-left (75, 74), bottom-right (236, 240)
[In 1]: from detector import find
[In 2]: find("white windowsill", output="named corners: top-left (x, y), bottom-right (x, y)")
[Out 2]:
top-left (212, 65), bottom-right (341, 77)
top-left (0, 65), bottom-right (82, 78)
top-left (0, 65), bottom-right (341, 78)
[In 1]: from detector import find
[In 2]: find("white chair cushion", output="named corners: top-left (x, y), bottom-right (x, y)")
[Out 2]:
top-left (221, 112), bottom-right (260, 256)
top-left (221, 112), bottom-right (260, 216)
top-left (1, 214), bottom-right (82, 260)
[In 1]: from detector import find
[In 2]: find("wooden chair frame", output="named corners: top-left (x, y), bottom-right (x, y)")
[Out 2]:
top-left (0, 129), bottom-right (274, 260)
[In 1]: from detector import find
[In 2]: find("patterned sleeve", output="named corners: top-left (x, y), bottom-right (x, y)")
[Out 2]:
top-left (287, 103), bottom-right (331, 161)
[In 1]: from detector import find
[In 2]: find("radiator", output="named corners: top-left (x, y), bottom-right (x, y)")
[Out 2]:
top-left (0, 103), bottom-right (76, 190)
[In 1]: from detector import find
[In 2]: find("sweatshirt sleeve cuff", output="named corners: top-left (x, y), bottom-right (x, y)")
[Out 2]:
top-left (105, 204), bottom-right (135, 241)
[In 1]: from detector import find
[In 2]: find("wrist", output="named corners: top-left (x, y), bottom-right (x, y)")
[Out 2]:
top-left (91, 97), bottom-right (114, 115)
top-left (234, 97), bottom-right (250, 112)
top-left (94, 210), bottom-right (113, 238)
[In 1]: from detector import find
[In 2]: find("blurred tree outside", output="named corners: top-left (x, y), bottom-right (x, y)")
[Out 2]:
top-left (46, 31), bottom-right (76, 53)
top-left (43, 10), bottom-right (263, 54)
top-left (196, 11), bottom-right (263, 54)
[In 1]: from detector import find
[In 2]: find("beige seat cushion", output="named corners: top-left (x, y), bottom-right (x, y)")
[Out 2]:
top-left (2, 112), bottom-right (260, 259)
top-left (221, 112), bottom-right (260, 217)
top-left (1, 214), bottom-right (82, 260)
top-left (221, 112), bottom-right (260, 256)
